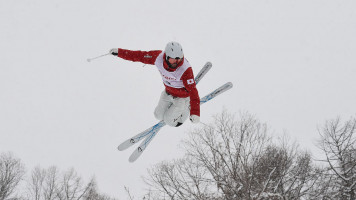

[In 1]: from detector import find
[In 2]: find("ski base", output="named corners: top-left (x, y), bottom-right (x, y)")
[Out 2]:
top-left (118, 121), bottom-right (165, 151)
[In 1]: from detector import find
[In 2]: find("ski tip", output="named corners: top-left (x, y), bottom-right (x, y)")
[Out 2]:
top-left (129, 147), bottom-right (145, 162)
top-left (227, 82), bottom-right (233, 88)
top-left (117, 143), bottom-right (130, 151)
top-left (128, 153), bottom-right (140, 163)
top-left (206, 61), bottom-right (212, 66)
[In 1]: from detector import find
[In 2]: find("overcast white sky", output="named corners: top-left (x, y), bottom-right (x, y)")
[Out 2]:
top-left (1, 0), bottom-right (356, 198)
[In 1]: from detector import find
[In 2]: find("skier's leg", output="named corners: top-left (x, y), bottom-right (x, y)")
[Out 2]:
top-left (164, 97), bottom-right (190, 127)
top-left (175, 97), bottom-right (190, 125)
top-left (154, 91), bottom-right (173, 120)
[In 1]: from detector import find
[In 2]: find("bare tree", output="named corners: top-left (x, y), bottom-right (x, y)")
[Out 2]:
top-left (43, 167), bottom-right (59, 200)
top-left (27, 166), bottom-right (46, 200)
top-left (26, 166), bottom-right (116, 200)
top-left (26, 166), bottom-right (59, 200)
top-left (56, 168), bottom-right (87, 200)
top-left (80, 178), bottom-right (116, 200)
top-left (253, 142), bottom-right (326, 200)
top-left (145, 158), bottom-right (215, 200)
top-left (0, 152), bottom-right (25, 200)
top-left (145, 111), bottom-right (324, 200)
top-left (318, 116), bottom-right (356, 199)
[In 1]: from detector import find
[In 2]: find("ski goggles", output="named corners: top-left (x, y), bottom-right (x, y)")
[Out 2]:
top-left (167, 57), bottom-right (183, 64)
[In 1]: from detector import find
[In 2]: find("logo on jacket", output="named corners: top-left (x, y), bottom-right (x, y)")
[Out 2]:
top-left (144, 55), bottom-right (152, 58)
top-left (187, 79), bottom-right (194, 85)
top-left (159, 71), bottom-right (176, 81)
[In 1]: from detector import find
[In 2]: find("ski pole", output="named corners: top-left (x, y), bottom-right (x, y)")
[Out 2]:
top-left (87, 53), bottom-right (110, 62)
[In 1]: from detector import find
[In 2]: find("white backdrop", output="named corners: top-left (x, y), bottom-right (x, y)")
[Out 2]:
top-left (1, 0), bottom-right (356, 198)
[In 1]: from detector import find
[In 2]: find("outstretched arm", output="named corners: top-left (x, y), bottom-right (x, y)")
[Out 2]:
top-left (110, 48), bottom-right (162, 65)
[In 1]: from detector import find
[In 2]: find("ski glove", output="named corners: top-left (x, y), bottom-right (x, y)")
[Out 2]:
top-left (190, 115), bottom-right (200, 124)
top-left (110, 48), bottom-right (118, 56)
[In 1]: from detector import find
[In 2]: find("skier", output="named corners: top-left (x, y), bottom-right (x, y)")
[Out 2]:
top-left (110, 42), bottom-right (200, 127)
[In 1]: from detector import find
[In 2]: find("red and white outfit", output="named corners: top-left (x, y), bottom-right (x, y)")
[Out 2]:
top-left (115, 48), bottom-right (200, 127)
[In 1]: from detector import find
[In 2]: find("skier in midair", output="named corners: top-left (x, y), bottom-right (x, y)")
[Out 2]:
top-left (110, 42), bottom-right (200, 127)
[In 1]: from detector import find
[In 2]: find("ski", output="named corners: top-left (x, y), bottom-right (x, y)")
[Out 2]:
top-left (128, 81), bottom-right (233, 162)
top-left (194, 61), bottom-right (212, 85)
top-left (117, 62), bottom-right (212, 151)
top-left (200, 82), bottom-right (233, 104)
top-left (128, 122), bottom-right (164, 162)
top-left (118, 121), bottom-right (166, 151)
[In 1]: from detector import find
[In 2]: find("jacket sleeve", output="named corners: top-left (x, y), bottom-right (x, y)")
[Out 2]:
top-left (117, 48), bottom-right (162, 65)
top-left (182, 68), bottom-right (200, 116)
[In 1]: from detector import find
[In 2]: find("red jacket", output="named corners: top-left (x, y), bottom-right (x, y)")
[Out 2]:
top-left (116, 48), bottom-right (200, 117)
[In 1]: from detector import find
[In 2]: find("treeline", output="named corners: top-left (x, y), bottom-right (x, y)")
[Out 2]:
top-left (143, 111), bottom-right (356, 200)
top-left (0, 153), bottom-right (116, 200)
top-left (2, 111), bottom-right (356, 200)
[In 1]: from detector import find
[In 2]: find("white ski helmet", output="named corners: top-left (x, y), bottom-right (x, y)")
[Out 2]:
top-left (164, 42), bottom-right (184, 59)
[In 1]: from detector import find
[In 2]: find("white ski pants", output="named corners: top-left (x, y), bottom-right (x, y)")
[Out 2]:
top-left (154, 90), bottom-right (190, 127)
